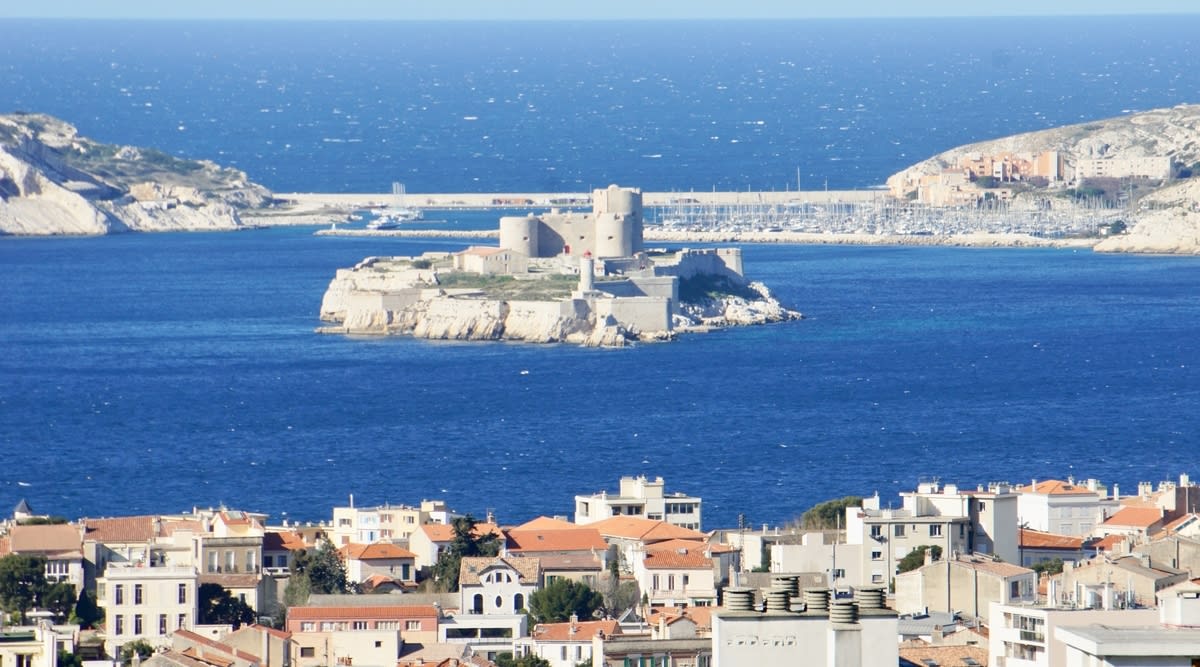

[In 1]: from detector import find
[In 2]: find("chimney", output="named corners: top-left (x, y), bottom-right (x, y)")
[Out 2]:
top-left (1113, 483), bottom-right (1120, 500)
top-left (931, 625), bottom-right (944, 643)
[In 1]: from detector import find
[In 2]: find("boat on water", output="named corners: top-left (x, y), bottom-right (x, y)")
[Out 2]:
top-left (367, 207), bottom-right (425, 229)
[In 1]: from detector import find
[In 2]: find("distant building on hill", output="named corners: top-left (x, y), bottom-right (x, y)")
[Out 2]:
top-left (574, 475), bottom-right (702, 530)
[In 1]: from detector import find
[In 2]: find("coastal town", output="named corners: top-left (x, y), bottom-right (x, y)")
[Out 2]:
top-left (5, 473), bottom-right (1200, 667)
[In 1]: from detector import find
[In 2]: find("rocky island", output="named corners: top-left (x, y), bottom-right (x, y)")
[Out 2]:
top-left (318, 186), bottom-right (800, 346)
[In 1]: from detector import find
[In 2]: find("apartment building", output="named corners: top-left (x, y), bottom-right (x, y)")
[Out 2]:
top-left (575, 476), bottom-right (702, 530)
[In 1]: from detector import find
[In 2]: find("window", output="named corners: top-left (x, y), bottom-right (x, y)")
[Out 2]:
top-left (930, 524), bottom-right (942, 537)
top-left (115, 584), bottom-right (124, 605)
top-left (159, 614), bottom-right (167, 635)
top-left (301, 622), bottom-right (315, 632)
top-left (401, 564), bottom-right (411, 580)
top-left (682, 575), bottom-right (689, 586)
top-left (134, 584), bottom-right (143, 605)
top-left (134, 615), bottom-right (143, 634)
top-left (178, 614), bottom-right (186, 630)
top-left (871, 550), bottom-right (882, 560)
top-left (352, 621), bottom-right (368, 630)
top-left (17, 655), bottom-right (33, 667)
top-left (870, 525), bottom-right (882, 539)
top-left (495, 595), bottom-right (503, 609)
top-left (300, 648), bottom-right (315, 658)
top-left (561, 647), bottom-right (568, 660)
top-left (652, 575), bottom-right (660, 590)
top-left (178, 583), bottom-right (187, 604)
top-left (115, 615), bottom-right (125, 635)
top-left (225, 551), bottom-right (236, 572)
top-left (208, 552), bottom-right (218, 573)
top-left (514, 593), bottom-right (524, 611)
top-left (246, 550), bottom-right (256, 572)
top-left (374, 641), bottom-right (382, 648)
top-left (667, 575), bottom-right (675, 591)
top-left (405, 620), bottom-right (421, 631)
top-left (871, 574), bottom-right (884, 584)
top-left (894, 525), bottom-right (906, 537)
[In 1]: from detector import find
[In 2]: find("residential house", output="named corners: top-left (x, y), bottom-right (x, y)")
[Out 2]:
top-left (1120, 475), bottom-right (1200, 523)
top-left (989, 601), bottom-right (1159, 667)
top-left (587, 516), bottom-right (707, 575)
top-left (338, 543), bottom-right (416, 585)
top-left (292, 629), bottom-right (400, 667)
top-left (647, 606), bottom-right (713, 638)
top-left (328, 499), bottom-right (451, 547)
top-left (97, 563), bottom-right (198, 655)
top-left (513, 618), bottom-right (621, 667)
top-left (285, 604), bottom-right (438, 645)
top-left (166, 625), bottom-right (292, 667)
top-left (81, 516), bottom-right (161, 589)
top-left (846, 480), bottom-right (1019, 591)
top-left (409, 522), bottom-right (500, 573)
top-left (634, 540), bottom-right (719, 608)
top-left (536, 554), bottom-right (604, 590)
top-left (898, 644), bottom-right (989, 667)
top-left (894, 553), bottom-right (1038, 618)
top-left (1054, 582), bottom-right (1200, 665)
top-left (1, 523), bottom-right (85, 593)
top-left (262, 530), bottom-right (308, 575)
top-left (769, 532), bottom-right (863, 587)
top-left (575, 476), bottom-right (702, 530)
top-left (590, 634), bottom-right (711, 667)
top-left (1019, 527), bottom-right (1095, 568)
top-left (0, 622), bottom-right (77, 667)
top-left (1017, 478), bottom-right (1118, 536)
top-left (1135, 533), bottom-right (1200, 576)
top-left (1053, 554), bottom-right (1188, 608)
top-left (1097, 506), bottom-right (1165, 540)
top-left (457, 556), bottom-right (540, 616)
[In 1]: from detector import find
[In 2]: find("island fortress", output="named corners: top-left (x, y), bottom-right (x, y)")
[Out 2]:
top-left (318, 185), bottom-right (796, 346)
top-left (499, 183), bottom-right (645, 258)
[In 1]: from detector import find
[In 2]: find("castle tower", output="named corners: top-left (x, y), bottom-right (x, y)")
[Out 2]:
top-left (592, 185), bottom-right (643, 257)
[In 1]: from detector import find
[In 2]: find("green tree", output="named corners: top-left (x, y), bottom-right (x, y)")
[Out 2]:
top-left (71, 589), bottom-right (103, 628)
top-left (431, 515), bottom-right (500, 592)
top-left (1031, 558), bottom-right (1064, 576)
top-left (494, 652), bottom-right (551, 667)
top-left (42, 581), bottom-right (77, 620)
top-left (197, 583), bottom-right (255, 627)
top-left (0, 554), bottom-right (48, 623)
top-left (528, 578), bottom-right (603, 624)
top-left (58, 649), bottom-right (83, 667)
top-left (796, 496), bottom-right (863, 530)
top-left (120, 640), bottom-right (154, 665)
top-left (285, 538), bottom-right (351, 606)
top-left (897, 545), bottom-right (942, 574)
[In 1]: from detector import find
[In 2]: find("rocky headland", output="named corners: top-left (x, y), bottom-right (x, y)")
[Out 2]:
top-left (887, 104), bottom-right (1200, 255)
top-left (0, 113), bottom-right (284, 235)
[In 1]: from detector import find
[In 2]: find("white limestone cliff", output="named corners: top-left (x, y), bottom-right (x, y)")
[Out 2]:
top-left (0, 113), bottom-right (273, 235)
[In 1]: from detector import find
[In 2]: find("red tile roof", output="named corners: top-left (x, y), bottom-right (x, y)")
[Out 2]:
top-left (8, 524), bottom-right (82, 554)
top-left (643, 548), bottom-right (712, 570)
top-left (288, 605), bottom-right (438, 620)
top-left (588, 517), bottom-right (706, 543)
top-left (506, 528), bottom-right (607, 553)
top-left (530, 619), bottom-right (621, 642)
top-left (1020, 480), bottom-right (1098, 496)
top-left (512, 517), bottom-right (578, 531)
top-left (648, 606), bottom-right (713, 630)
top-left (459, 556), bottom-right (540, 586)
top-left (1020, 528), bottom-right (1084, 550)
top-left (421, 523), bottom-right (500, 543)
top-left (83, 516), bottom-right (158, 543)
top-left (1103, 507), bottom-right (1163, 529)
top-left (341, 543), bottom-right (417, 560)
top-left (263, 530), bottom-right (309, 552)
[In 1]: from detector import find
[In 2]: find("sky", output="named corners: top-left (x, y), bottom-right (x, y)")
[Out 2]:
top-left (3, 0), bottom-right (1200, 20)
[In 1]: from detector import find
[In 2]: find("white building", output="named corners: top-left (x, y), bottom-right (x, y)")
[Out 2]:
top-left (847, 480), bottom-right (1019, 590)
top-left (575, 476), bottom-right (702, 530)
top-left (894, 553), bottom-right (1037, 618)
top-left (97, 563), bottom-right (198, 655)
top-left (329, 499), bottom-right (451, 547)
top-left (0, 622), bottom-right (75, 667)
top-left (988, 601), bottom-right (1158, 667)
top-left (1017, 478), bottom-right (1118, 537)
top-left (458, 556), bottom-right (540, 616)
top-left (514, 618), bottom-right (621, 667)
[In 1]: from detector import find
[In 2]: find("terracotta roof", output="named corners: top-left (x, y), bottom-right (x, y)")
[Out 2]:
top-left (8, 524), bottom-right (82, 554)
top-left (161, 518), bottom-right (204, 536)
top-left (506, 528), bottom-right (607, 553)
top-left (83, 516), bottom-right (158, 543)
top-left (1103, 507), bottom-right (1163, 529)
top-left (341, 543), bottom-right (417, 560)
top-left (1019, 480), bottom-right (1097, 496)
top-left (420, 522), bottom-right (500, 543)
top-left (178, 648), bottom-right (235, 667)
top-left (648, 606), bottom-right (712, 630)
top-left (512, 517), bottom-right (578, 531)
top-left (1020, 528), bottom-right (1084, 550)
top-left (643, 548), bottom-right (712, 570)
top-left (1162, 513), bottom-right (1200, 534)
top-left (288, 605), bottom-right (438, 620)
top-left (219, 510), bottom-right (260, 528)
top-left (459, 556), bottom-right (540, 586)
top-left (1091, 534), bottom-right (1129, 552)
top-left (531, 619), bottom-right (621, 642)
top-left (588, 517), bottom-right (706, 543)
top-left (173, 629), bottom-right (261, 663)
top-left (646, 538), bottom-right (729, 555)
top-left (263, 530), bottom-right (308, 552)
top-left (898, 643), bottom-right (989, 667)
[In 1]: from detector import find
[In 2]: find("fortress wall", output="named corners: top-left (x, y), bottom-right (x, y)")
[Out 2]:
top-left (499, 215), bottom-right (539, 257)
top-left (594, 296), bottom-right (671, 334)
top-left (657, 249), bottom-right (746, 282)
top-left (596, 277), bottom-right (678, 303)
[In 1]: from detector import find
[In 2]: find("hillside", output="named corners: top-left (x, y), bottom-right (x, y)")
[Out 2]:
top-left (0, 113), bottom-right (274, 235)
top-left (886, 104), bottom-right (1200, 254)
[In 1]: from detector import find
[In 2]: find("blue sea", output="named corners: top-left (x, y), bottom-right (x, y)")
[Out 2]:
top-left (2, 17), bottom-right (1200, 528)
